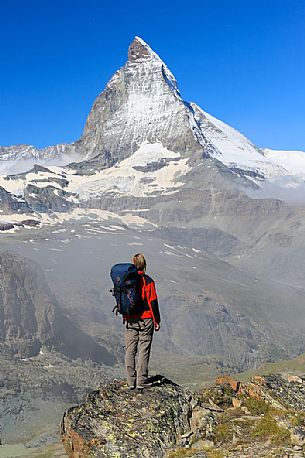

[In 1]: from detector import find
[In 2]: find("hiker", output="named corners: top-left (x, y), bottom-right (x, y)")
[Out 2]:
top-left (110, 253), bottom-right (161, 390)
top-left (124, 253), bottom-right (161, 389)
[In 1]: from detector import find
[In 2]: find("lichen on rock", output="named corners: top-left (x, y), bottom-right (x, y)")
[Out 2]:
top-left (61, 373), bottom-right (305, 457)
top-left (61, 376), bottom-right (194, 457)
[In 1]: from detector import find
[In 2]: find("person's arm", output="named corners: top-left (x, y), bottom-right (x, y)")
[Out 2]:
top-left (147, 279), bottom-right (161, 329)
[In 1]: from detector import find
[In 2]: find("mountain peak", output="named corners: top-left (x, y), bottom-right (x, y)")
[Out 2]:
top-left (128, 36), bottom-right (161, 62)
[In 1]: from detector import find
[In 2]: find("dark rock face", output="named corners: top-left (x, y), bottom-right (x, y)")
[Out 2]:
top-left (133, 158), bottom-right (172, 172)
top-left (155, 227), bottom-right (244, 257)
top-left (0, 251), bottom-right (115, 364)
top-left (0, 186), bottom-right (31, 213)
top-left (18, 219), bottom-right (40, 227)
top-left (6, 164), bottom-right (55, 180)
top-left (0, 223), bottom-right (15, 231)
top-left (67, 153), bottom-right (113, 174)
top-left (0, 219), bottom-right (40, 231)
top-left (264, 374), bottom-right (305, 410)
top-left (0, 346), bottom-right (122, 448)
top-left (128, 36), bottom-right (155, 61)
top-left (24, 184), bottom-right (76, 212)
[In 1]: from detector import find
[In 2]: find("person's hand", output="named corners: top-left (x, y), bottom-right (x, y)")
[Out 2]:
top-left (155, 323), bottom-right (160, 331)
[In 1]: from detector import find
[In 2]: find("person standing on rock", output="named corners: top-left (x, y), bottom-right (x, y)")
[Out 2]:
top-left (124, 253), bottom-right (161, 390)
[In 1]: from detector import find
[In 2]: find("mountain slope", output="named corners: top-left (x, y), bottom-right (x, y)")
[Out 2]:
top-left (263, 148), bottom-right (305, 178)
top-left (192, 104), bottom-right (290, 179)
top-left (0, 251), bottom-right (116, 364)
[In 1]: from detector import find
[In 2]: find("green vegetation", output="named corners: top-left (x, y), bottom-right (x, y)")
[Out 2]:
top-left (167, 447), bottom-right (224, 458)
top-left (0, 438), bottom-right (65, 458)
top-left (200, 385), bottom-right (236, 408)
top-left (150, 351), bottom-right (219, 388)
top-left (206, 451), bottom-right (224, 458)
top-left (167, 448), bottom-right (201, 458)
top-left (29, 452), bottom-right (54, 458)
top-left (214, 421), bottom-right (234, 444)
top-left (242, 397), bottom-right (271, 415)
top-left (290, 411), bottom-right (305, 427)
top-left (252, 414), bottom-right (290, 444)
top-left (0, 445), bottom-right (32, 458)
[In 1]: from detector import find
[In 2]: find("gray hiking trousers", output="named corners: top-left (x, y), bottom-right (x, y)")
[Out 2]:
top-left (125, 318), bottom-right (154, 387)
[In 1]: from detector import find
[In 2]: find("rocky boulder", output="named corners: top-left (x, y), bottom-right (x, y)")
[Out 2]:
top-left (61, 376), bottom-right (195, 457)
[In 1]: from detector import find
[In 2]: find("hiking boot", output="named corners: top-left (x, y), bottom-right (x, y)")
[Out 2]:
top-left (124, 384), bottom-right (135, 391)
top-left (137, 380), bottom-right (153, 389)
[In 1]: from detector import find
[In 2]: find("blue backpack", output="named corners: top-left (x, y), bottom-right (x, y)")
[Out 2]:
top-left (110, 263), bottom-right (141, 316)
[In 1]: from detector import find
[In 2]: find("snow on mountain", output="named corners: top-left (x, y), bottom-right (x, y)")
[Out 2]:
top-left (0, 142), bottom-right (190, 202)
top-left (0, 36), bottom-right (213, 170)
top-left (263, 149), bottom-right (305, 178)
top-left (68, 142), bottom-right (190, 198)
top-left (192, 104), bottom-right (292, 180)
top-left (0, 143), bottom-right (82, 178)
top-left (0, 143), bottom-right (74, 163)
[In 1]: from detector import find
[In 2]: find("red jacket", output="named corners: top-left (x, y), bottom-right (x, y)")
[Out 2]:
top-left (126, 271), bottom-right (161, 325)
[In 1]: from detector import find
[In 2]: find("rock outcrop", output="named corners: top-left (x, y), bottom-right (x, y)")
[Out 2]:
top-left (24, 183), bottom-right (76, 212)
top-left (62, 376), bottom-right (194, 458)
top-left (0, 185), bottom-right (31, 213)
top-left (61, 374), bottom-right (305, 457)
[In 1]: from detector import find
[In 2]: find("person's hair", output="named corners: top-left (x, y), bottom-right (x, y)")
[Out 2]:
top-left (132, 253), bottom-right (147, 271)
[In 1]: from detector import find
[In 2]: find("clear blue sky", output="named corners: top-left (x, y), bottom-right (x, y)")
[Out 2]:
top-left (1, 0), bottom-right (304, 150)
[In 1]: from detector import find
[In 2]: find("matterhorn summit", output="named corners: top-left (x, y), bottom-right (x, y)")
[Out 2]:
top-left (128, 35), bottom-right (164, 61)
top-left (78, 36), bottom-right (212, 164)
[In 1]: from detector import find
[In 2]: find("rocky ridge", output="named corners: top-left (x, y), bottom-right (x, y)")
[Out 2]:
top-left (61, 374), bottom-right (305, 458)
top-left (0, 143), bottom-right (71, 162)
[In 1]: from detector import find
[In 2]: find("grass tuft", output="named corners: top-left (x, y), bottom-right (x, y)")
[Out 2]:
top-left (242, 397), bottom-right (270, 415)
top-left (252, 414), bottom-right (290, 444)
top-left (206, 450), bottom-right (225, 458)
top-left (167, 448), bottom-right (201, 458)
top-left (213, 421), bottom-right (233, 444)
